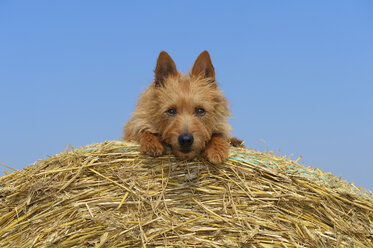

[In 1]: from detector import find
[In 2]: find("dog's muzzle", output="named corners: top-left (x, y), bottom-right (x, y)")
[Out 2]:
top-left (178, 133), bottom-right (194, 153)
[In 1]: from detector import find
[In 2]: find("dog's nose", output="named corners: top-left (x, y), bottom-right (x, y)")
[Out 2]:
top-left (178, 133), bottom-right (194, 147)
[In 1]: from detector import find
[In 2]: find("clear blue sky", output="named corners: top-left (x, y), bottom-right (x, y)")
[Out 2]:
top-left (1, 1), bottom-right (372, 190)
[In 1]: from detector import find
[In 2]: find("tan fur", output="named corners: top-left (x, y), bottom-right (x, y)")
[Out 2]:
top-left (123, 51), bottom-right (240, 164)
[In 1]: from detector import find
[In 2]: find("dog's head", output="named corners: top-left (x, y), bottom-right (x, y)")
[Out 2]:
top-left (150, 51), bottom-right (231, 159)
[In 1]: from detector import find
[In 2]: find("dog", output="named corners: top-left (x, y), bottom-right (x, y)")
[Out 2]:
top-left (123, 51), bottom-right (243, 164)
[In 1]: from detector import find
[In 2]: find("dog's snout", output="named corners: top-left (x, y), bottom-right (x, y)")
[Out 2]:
top-left (178, 133), bottom-right (194, 147)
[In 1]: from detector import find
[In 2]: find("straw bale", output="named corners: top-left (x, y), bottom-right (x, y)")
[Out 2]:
top-left (1, 141), bottom-right (372, 247)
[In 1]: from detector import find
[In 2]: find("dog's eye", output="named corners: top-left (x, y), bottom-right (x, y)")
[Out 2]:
top-left (195, 108), bottom-right (206, 116)
top-left (166, 108), bottom-right (177, 116)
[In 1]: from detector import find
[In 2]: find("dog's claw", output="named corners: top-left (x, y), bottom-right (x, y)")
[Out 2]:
top-left (229, 137), bottom-right (245, 148)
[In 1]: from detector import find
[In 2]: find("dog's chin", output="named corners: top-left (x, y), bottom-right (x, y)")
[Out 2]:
top-left (180, 148), bottom-right (192, 154)
top-left (172, 147), bottom-right (199, 160)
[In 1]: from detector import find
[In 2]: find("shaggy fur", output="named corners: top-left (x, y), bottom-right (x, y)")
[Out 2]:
top-left (123, 51), bottom-right (242, 164)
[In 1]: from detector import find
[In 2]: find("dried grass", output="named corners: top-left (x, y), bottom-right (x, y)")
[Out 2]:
top-left (1, 141), bottom-right (372, 247)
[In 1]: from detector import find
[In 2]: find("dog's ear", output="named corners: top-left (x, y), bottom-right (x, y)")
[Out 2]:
top-left (154, 51), bottom-right (177, 87)
top-left (191, 51), bottom-right (216, 84)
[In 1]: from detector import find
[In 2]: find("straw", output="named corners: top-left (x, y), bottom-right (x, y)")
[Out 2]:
top-left (1, 140), bottom-right (372, 247)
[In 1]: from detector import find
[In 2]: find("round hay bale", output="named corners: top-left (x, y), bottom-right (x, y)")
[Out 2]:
top-left (0, 141), bottom-right (372, 247)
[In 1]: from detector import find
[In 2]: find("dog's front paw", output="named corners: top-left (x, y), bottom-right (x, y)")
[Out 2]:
top-left (140, 132), bottom-right (165, 157)
top-left (204, 135), bottom-right (229, 164)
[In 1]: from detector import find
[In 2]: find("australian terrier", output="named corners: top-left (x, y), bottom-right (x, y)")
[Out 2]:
top-left (123, 51), bottom-right (242, 164)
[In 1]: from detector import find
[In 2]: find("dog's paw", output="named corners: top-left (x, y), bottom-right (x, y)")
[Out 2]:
top-left (140, 132), bottom-right (165, 157)
top-left (204, 136), bottom-right (229, 164)
top-left (140, 143), bottom-right (165, 156)
top-left (229, 137), bottom-right (245, 148)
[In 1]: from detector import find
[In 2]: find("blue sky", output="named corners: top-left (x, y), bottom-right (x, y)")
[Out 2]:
top-left (1, 1), bottom-right (372, 190)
